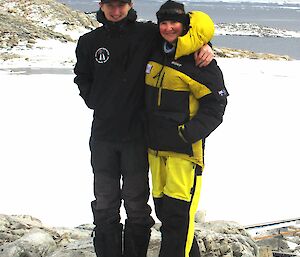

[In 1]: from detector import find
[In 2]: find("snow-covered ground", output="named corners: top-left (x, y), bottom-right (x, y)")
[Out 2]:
top-left (0, 40), bottom-right (300, 228)
top-left (202, 57), bottom-right (300, 226)
top-left (215, 23), bottom-right (300, 38)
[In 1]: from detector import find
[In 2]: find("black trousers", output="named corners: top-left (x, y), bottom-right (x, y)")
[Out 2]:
top-left (90, 137), bottom-right (154, 230)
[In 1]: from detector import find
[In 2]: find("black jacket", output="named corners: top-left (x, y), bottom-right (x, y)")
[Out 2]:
top-left (74, 9), bottom-right (158, 141)
top-left (145, 38), bottom-right (228, 165)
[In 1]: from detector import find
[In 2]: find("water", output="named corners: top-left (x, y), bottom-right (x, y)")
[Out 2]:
top-left (58, 0), bottom-right (300, 59)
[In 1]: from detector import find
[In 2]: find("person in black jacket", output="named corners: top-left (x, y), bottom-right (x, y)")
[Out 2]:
top-left (73, 0), bottom-right (214, 257)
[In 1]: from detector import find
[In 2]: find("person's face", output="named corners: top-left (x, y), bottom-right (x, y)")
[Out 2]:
top-left (100, 1), bottom-right (133, 22)
top-left (159, 20), bottom-right (183, 44)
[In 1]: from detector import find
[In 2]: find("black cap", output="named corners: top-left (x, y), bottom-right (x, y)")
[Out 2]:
top-left (101, 0), bottom-right (131, 3)
top-left (156, 0), bottom-right (188, 25)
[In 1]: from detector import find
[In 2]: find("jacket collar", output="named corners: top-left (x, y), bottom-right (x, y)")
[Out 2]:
top-left (96, 8), bottom-right (137, 33)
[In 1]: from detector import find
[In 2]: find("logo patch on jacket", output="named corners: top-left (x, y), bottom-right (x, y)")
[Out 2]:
top-left (95, 48), bottom-right (110, 64)
top-left (218, 89), bottom-right (229, 97)
top-left (171, 61), bottom-right (182, 67)
top-left (146, 63), bottom-right (153, 74)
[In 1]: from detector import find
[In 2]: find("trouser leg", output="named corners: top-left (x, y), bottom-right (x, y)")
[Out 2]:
top-left (123, 221), bottom-right (152, 257)
top-left (121, 139), bottom-right (155, 257)
top-left (153, 198), bottom-right (163, 221)
top-left (148, 153), bottom-right (166, 223)
top-left (189, 237), bottom-right (201, 257)
top-left (90, 138), bottom-right (123, 257)
top-left (92, 221), bottom-right (123, 257)
top-left (159, 195), bottom-right (190, 257)
top-left (149, 154), bottom-right (202, 257)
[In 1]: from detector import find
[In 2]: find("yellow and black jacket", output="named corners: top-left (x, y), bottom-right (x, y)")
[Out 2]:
top-left (145, 11), bottom-right (228, 167)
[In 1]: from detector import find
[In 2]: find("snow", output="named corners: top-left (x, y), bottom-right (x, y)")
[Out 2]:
top-left (0, 40), bottom-right (77, 68)
top-left (0, 39), bottom-right (300, 228)
top-left (201, 58), bottom-right (300, 226)
top-left (53, 24), bottom-right (91, 40)
top-left (215, 23), bottom-right (300, 38)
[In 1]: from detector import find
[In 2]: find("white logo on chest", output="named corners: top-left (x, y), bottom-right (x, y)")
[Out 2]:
top-left (95, 48), bottom-right (110, 64)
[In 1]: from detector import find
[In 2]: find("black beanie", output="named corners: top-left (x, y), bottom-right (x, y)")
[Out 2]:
top-left (156, 0), bottom-right (188, 25)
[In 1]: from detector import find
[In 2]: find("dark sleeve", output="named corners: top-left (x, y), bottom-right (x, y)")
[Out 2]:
top-left (180, 61), bottom-right (228, 143)
top-left (73, 36), bottom-right (94, 109)
top-left (144, 22), bottom-right (161, 57)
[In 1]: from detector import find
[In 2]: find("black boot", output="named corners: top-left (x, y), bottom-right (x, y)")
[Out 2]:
top-left (93, 223), bottom-right (123, 257)
top-left (123, 221), bottom-right (152, 257)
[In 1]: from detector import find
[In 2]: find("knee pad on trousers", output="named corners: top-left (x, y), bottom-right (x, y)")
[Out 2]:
top-left (91, 200), bottom-right (121, 227)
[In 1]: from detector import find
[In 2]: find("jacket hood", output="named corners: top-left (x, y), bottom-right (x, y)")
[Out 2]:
top-left (96, 8), bottom-right (137, 27)
top-left (175, 11), bottom-right (215, 60)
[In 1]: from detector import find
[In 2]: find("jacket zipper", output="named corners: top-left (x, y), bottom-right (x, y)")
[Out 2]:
top-left (157, 87), bottom-right (162, 106)
top-left (153, 54), bottom-right (167, 107)
top-left (157, 72), bottom-right (165, 107)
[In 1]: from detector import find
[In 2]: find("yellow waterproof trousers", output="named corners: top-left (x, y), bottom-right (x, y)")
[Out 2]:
top-left (148, 153), bottom-right (203, 257)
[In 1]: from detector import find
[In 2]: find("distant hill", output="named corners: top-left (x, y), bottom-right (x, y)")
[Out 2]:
top-left (0, 0), bottom-right (292, 63)
top-left (0, 0), bottom-right (98, 49)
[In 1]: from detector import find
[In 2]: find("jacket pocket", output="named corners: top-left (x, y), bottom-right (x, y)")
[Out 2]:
top-left (148, 113), bottom-right (193, 155)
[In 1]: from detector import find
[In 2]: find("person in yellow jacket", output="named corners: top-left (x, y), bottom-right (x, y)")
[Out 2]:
top-left (145, 1), bottom-right (229, 257)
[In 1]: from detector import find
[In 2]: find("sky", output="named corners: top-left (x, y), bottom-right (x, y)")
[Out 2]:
top-left (1, 44), bottom-right (300, 228)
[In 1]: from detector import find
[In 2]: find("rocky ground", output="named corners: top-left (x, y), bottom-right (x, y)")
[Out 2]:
top-left (0, 0), bottom-right (293, 64)
top-left (0, 214), bottom-right (259, 257)
top-left (253, 225), bottom-right (300, 256)
top-left (0, 0), bottom-right (98, 62)
top-left (215, 22), bottom-right (300, 38)
top-left (1, 214), bottom-right (299, 257)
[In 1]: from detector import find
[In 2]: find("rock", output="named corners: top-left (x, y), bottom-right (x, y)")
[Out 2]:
top-left (47, 237), bottom-right (95, 257)
top-left (196, 221), bottom-right (259, 257)
top-left (2, 215), bottom-right (298, 257)
top-left (195, 210), bottom-right (207, 223)
top-left (0, 0), bottom-right (99, 50)
top-left (0, 214), bottom-right (263, 257)
top-left (252, 224), bottom-right (300, 256)
top-left (256, 237), bottom-right (289, 250)
top-left (0, 228), bottom-right (57, 257)
top-left (0, 214), bottom-right (94, 257)
top-left (259, 246), bottom-right (273, 257)
top-left (147, 226), bottom-right (161, 257)
top-left (48, 249), bottom-right (95, 257)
